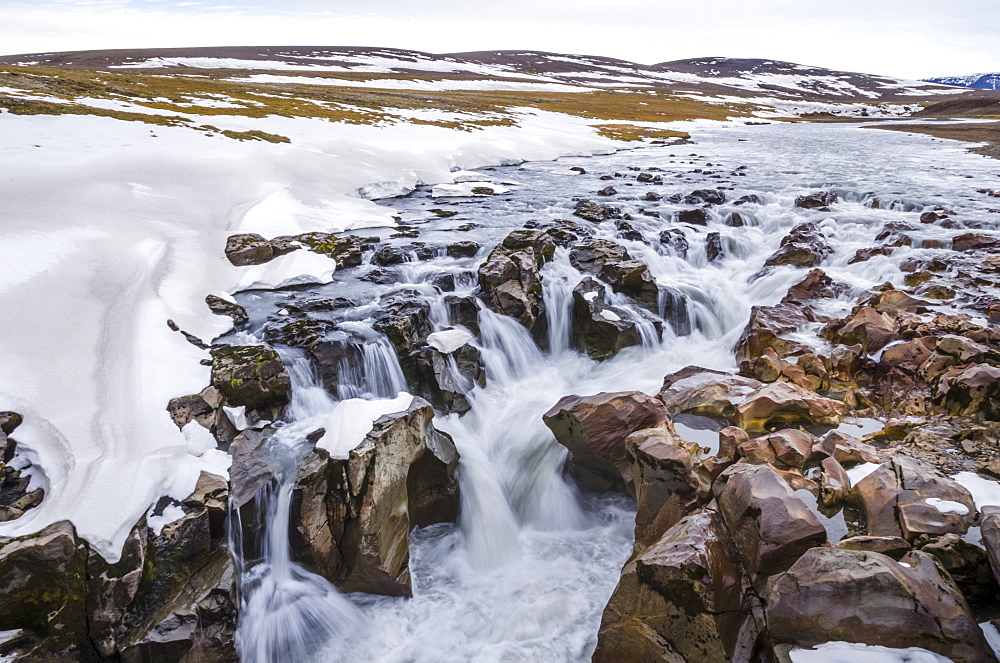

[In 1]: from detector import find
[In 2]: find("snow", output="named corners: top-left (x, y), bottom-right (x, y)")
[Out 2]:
top-left (583, 291), bottom-right (599, 302)
top-left (224, 405), bottom-right (249, 431)
top-left (599, 310), bottom-right (622, 322)
top-left (231, 74), bottom-right (593, 93)
top-left (146, 503), bottom-right (186, 536)
top-left (953, 471), bottom-right (1000, 508)
top-left (234, 249), bottom-right (337, 292)
top-left (431, 182), bottom-right (511, 197)
top-left (925, 498), bottom-right (970, 516)
top-left (846, 462), bottom-right (882, 485)
top-left (982, 622), bottom-right (1000, 660)
top-left (0, 104), bottom-right (623, 560)
top-left (427, 329), bottom-right (474, 354)
top-left (789, 641), bottom-right (952, 663)
top-left (318, 393), bottom-right (414, 459)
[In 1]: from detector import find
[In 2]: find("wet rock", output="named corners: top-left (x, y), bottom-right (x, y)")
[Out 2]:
top-left (736, 381), bottom-right (847, 433)
top-left (658, 366), bottom-right (761, 421)
top-left (819, 456), bottom-right (851, 507)
top-left (543, 391), bottom-right (671, 496)
top-left (615, 220), bottom-right (644, 242)
top-left (626, 428), bottom-right (700, 546)
top-left (477, 231), bottom-right (552, 337)
top-left (659, 228), bottom-right (689, 257)
top-left (290, 232), bottom-right (375, 268)
top-left (414, 342), bottom-right (485, 414)
top-left (782, 268), bottom-right (845, 303)
top-left (598, 260), bottom-right (659, 309)
top-left (982, 506), bottom-right (1000, 585)
top-left (573, 199), bottom-right (619, 222)
top-left (794, 191), bottom-right (838, 209)
top-left (677, 208), bottom-right (709, 225)
top-left (874, 221), bottom-right (916, 247)
top-left (705, 232), bottom-right (723, 261)
top-left (444, 295), bottom-right (480, 336)
top-left (713, 464), bottom-right (826, 586)
top-left (685, 188), bottom-right (725, 205)
top-left (953, 232), bottom-right (1000, 252)
top-left (597, 185), bottom-right (617, 196)
top-left (827, 306), bottom-right (897, 352)
top-left (766, 547), bottom-right (992, 663)
top-left (734, 303), bottom-right (811, 365)
top-left (360, 267), bottom-right (396, 285)
top-left (934, 364), bottom-right (1000, 420)
top-left (571, 278), bottom-right (642, 360)
top-left (822, 431), bottom-right (880, 466)
top-left (446, 240), bottom-right (480, 258)
top-left (210, 344), bottom-right (290, 415)
top-left (725, 212), bottom-right (746, 227)
top-left (568, 239), bottom-right (630, 274)
top-left (291, 397), bottom-right (459, 596)
top-left (848, 245), bottom-right (895, 264)
top-left (849, 456), bottom-right (976, 541)
top-left (205, 295), bottom-right (248, 327)
top-left (835, 535), bottom-right (910, 559)
top-left (225, 233), bottom-right (275, 266)
top-left (593, 510), bottom-right (757, 663)
top-left (371, 290), bottom-right (434, 359)
top-left (763, 222), bottom-right (832, 268)
top-left (920, 533), bottom-right (995, 602)
top-left (0, 521), bottom-right (90, 660)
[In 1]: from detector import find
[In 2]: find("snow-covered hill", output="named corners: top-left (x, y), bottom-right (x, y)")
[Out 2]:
top-left (924, 73), bottom-right (1000, 90)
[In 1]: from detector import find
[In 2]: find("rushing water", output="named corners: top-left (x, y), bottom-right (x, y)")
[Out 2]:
top-left (233, 120), bottom-right (1000, 662)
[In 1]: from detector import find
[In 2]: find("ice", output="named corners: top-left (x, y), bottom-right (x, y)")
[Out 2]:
top-left (317, 393), bottom-right (414, 459)
top-left (789, 641), bottom-right (953, 663)
top-left (427, 329), bottom-right (474, 354)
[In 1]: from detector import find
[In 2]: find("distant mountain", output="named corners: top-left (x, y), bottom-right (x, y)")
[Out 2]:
top-left (924, 73), bottom-right (1000, 90)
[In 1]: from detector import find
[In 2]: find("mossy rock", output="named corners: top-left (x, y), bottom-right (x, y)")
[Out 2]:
top-left (210, 344), bottom-right (290, 411)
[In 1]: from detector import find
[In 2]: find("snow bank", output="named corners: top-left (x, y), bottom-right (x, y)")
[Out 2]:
top-left (318, 393), bottom-right (414, 459)
top-left (789, 642), bottom-right (952, 662)
top-left (0, 103), bottom-right (625, 560)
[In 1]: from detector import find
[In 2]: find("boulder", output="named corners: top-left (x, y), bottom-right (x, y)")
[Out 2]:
top-left (291, 397), bottom-right (459, 596)
top-left (658, 366), bottom-right (761, 421)
top-left (659, 229), bottom-right (689, 257)
top-left (225, 233), bottom-right (276, 266)
top-left (920, 533), bottom-right (995, 602)
top-left (766, 547), bottom-right (993, 663)
top-left (794, 191), bottom-right (837, 209)
top-left (677, 208), bottom-right (710, 225)
top-left (734, 303), bottom-right (811, 365)
top-left (205, 295), bottom-right (249, 327)
top-left (210, 344), bottom-right (290, 415)
top-left (782, 268), bottom-right (845, 303)
top-left (705, 232), bottom-right (723, 262)
top-left (953, 232), bottom-right (1000, 252)
top-left (685, 188), bottom-right (725, 205)
top-left (829, 306), bottom-right (897, 352)
top-left (477, 231), bottom-right (553, 336)
top-left (597, 260), bottom-right (659, 309)
top-left (819, 456), bottom-right (850, 508)
top-left (735, 382), bottom-right (847, 432)
top-left (626, 428), bottom-right (700, 546)
top-left (571, 278), bottom-right (642, 360)
top-left (934, 363), bottom-right (1000, 420)
top-left (568, 239), bottom-right (631, 274)
top-left (713, 464), bottom-right (826, 586)
top-left (543, 391), bottom-right (671, 496)
top-left (850, 456), bottom-right (977, 541)
top-left (763, 222), bottom-right (832, 268)
top-left (413, 342), bottom-right (485, 414)
top-left (573, 199), bottom-right (619, 222)
top-left (982, 506), bottom-right (1000, 585)
top-left (293, 232), bottom-right (376, 268)
top-left (835, 535), bottom-right (910, 559)
top-left (446, 240), bottom-right (481, 258)
top-left (593, 510), bottom-right (758, 663)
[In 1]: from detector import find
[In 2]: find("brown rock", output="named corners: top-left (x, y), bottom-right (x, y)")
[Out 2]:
top-left (934, 363), bottom-right (1000, 420)
top-left (626, 429), bottom-right (700, 546)
top-left (835, 535), bottom-right (910, 559)
top-left (766, 547), bottom-right (993, 663)
top-left (658, 367), bottom-right (761, 421)
top-left (734, 304), bottom-right (810, 365)
top-left (920, 533), bottom-right (996, 602)
top-left (819, 456), bottom-right (851, 508)
top-left (735, 382), bottom-right (847, 433)
top-left (831, 306), bottom-right (897, 352)
top-left (543, 391), bottom-right (671, 496)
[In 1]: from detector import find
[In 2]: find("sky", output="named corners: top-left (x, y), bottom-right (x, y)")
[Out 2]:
top-left (1, 0), bottom-right (998, 79)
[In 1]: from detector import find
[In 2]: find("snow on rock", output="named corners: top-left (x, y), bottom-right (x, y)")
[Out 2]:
top-left (234, 249), bottom-right (337, 292)
top-left (846, 462), bottom-right (882, 485)
top-left (925, 497), bottom-right (970, 516)
top-left (318, 393), bottom-right (414, 459)
top-left (789, 641), bottom-right (952, 663)
top-left (145, 503), bottom-right (186, 536)
top-left (431, 182), bottom-right (511, 197)
top-left (0, 102), bottom-right (622, 560)
top-left (954, 471), bottom-right (1000, 508)
top-left (599, 310), bottom-right (622, 322)
top-left (427, 329), bottom-right (474, 354)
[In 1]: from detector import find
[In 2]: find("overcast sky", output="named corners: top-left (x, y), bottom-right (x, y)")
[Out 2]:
top-left (1, 0), bottom-right (997, 78)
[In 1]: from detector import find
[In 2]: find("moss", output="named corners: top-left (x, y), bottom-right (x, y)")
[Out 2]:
top-left (592, 124), bottom-right (691, 142)
top-left (220, 128), bottom-right (290, 143)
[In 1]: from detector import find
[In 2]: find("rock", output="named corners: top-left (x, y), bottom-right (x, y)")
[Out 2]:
top-left (542, 391), bottom-right (671, 496)
top-left (571, 278), bottom-right (642, 360)
top-left (445, 295), bottom-right (480, 335)
top-left (713, 464), bottom-right (826, 586)
top-left (414, 343), bottom-right (485, 414)
top-left (225, 233), bottom-right (275, 266)
top-left (835, 535), bottom-right (910, 558)
top-left (850, 456), bottom-right (977, 541)
top-left (725, 212), bottom-right (746, 227)
top-left (920, 533), bottom-right (995, 602)
top-left (477, 231), bottom-right (553, 336)
top-left (794, 191), bottom-right (837, 209)
top-left (677, 208), bottom-right (709, 225)
top-left (953, 232), bottom-right (1000, 252)
top-left (166, 393), bottom-right (215, 430)
top-left (819, 456), bottom-right (850, 508)
top-left (205, 295), bottom-right (248, 326)
top-left (782, 268), bottom-right (845, 303)
top-left (597, 186), bottom-right (617, 196)
top-left (865, 288), bottom-right (927, 315)
top-left (848, 245), bottom-right (895, 264)
top-left (705, 232), bottom-right (723, 261)
top-left (659, 229), bottom-right (689, 257)
top-left (291, 397), bottom-right (459, 596)
top-left (657, 366), bottom-right (761, 421)
top-left (765, 429), bottom-right (815, 468)
top-left (210, 344), bottom-right (290, 416)
top-left (593, 509), bottom-right (757, 663)
top-left (573, 199), bottom-right (619, 222)
top-left (446, 241), bottom-right (480, 258)
top-left (982, 506), bottom-right (1000, 585)
top-left (822, 431), bottom-right (880, 466)
top-left (734, 303), bottom-right (811, 365)
top-left (598, 260), bottom-right (659, 309)
top-left (764, 222), bottom-right (832, 268)
top-left (0, 412), bottom-right (22, 435)
top-left (685, 189), bottom-right (725, 205)
top-left (874, 221), bottom-right (915, 247)
top-left (766, 547), bottom-right (993, 663)
top-left (569, 239), bottom-right (631, 274)
top-left (626, 428), bottom-right (700, 546)
top-left (934, 363), bottom-right (1000, 420)
top-left (735, 381), bottom-right (847, 433)
top-left (293, 232), bottom-right (375, 268)
top-left (371, 289), bottom-right (434, 360)
top-left (0, 521), bottom-right (90, 659)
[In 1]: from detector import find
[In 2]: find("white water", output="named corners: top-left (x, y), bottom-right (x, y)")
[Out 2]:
top-left (234, 121), bottom-right (999, 662)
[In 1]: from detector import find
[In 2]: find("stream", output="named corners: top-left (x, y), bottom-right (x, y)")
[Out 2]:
top-left (230, 120), bottom-right (1000, 662)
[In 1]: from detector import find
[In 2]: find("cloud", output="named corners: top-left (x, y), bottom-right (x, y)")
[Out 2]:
top-left (0, 0), bottom-right (997, 78)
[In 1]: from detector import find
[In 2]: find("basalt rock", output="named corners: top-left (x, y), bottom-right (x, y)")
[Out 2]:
top-left (571, 278), bottom-right (643, 360)
top-left (573, 199), bottom-right (619, 222)
top-left (626, 428), bottom-right (701, 547)
top-left (735, 381), bottom-right (846, 434)
top-left (290, 397), bottom-right (459, 596)
top-left (543, 391), bottom-right (672, 496)
top-left (658, 366), bottom-right (762, 421)
top-left (763, 222), bottom-right (832, 268)
top-left (766, 547), bottom-right (993, 663)
top-left (477, 230), bottom-right (553, 337)
top-left (210, 343), bottom-right (290, 416)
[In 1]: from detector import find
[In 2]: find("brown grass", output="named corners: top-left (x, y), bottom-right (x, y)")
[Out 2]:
top-left (863, 122), bottom-right (1000, 159)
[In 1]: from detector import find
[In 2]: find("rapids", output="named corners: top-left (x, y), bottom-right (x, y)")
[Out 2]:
top-left (232, 120), bottom-right (1000, 662)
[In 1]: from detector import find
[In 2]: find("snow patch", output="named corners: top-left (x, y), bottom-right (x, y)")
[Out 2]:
top-left (318, 393), bottom-right (414, 459)
top-left (846, 462), bottom-right (882, 485)
top-left (427, 329), bottom-right (474, 354)
top-left (789, 641), bottom-right (952, 663)
top-left (954, 471), bottom-right (1000, 508)
top-left (146, 503), bottom-right (186, 536)
top-left (234, 249), bottom-right (337, 292)
top-left (925, 497), bottom-right (970, 516)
